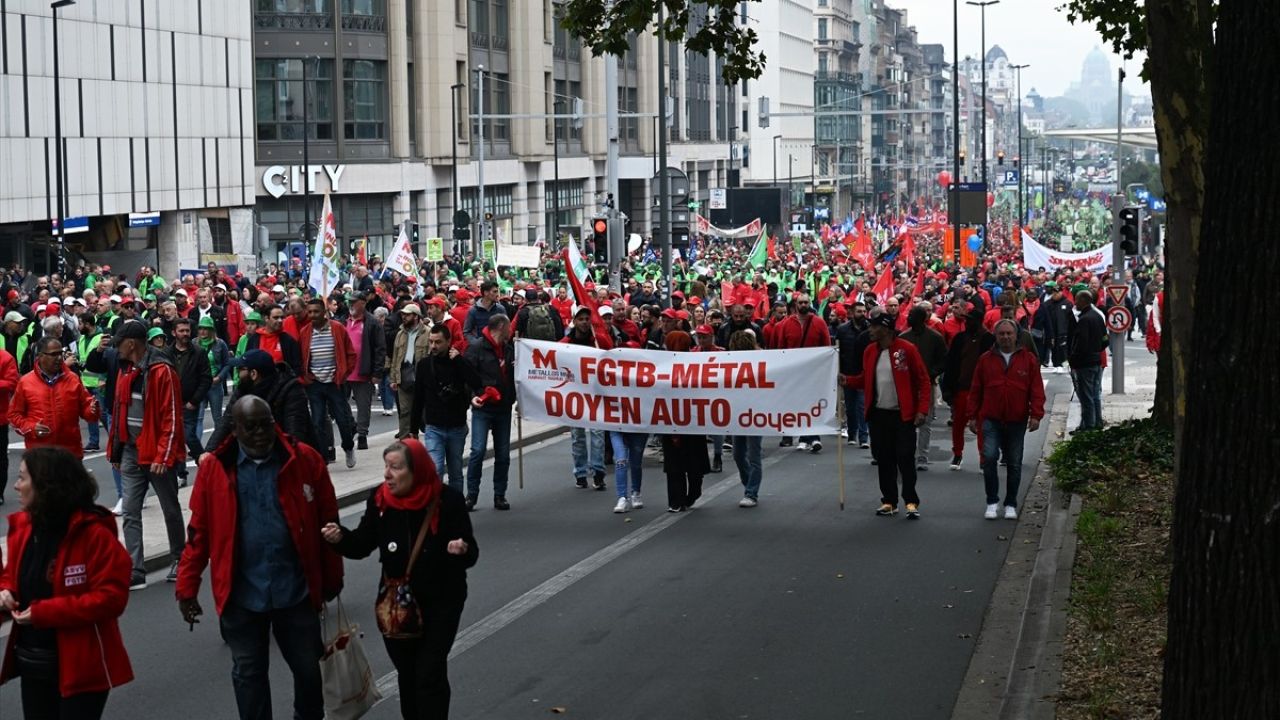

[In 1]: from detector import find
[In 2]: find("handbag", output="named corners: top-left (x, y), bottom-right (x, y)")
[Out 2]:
top-left (374, 498), bottom-right (439, 639)
top-left (320, 597), bottom-right (381, 720)
top-left (14, 645), bottom-right (59, 681)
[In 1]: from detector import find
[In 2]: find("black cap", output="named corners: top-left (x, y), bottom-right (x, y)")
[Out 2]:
top-left (229, 349), bottom-right (276, 374)
top-left (112, 320), bottom-right (148, 344)
top-left (869, 312), bottom-right (896, 329)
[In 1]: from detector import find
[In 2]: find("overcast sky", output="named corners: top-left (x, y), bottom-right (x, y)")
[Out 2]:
top-left (882, 0), bottom-right (1149, 98)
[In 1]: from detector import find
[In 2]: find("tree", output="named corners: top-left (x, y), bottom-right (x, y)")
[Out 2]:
top-left (558, 0), bottom-right (766, 84)
top-left (1162, 1), bottom-right (1280, 715)
top-left (1060, 0), bottom-right (1213, 434)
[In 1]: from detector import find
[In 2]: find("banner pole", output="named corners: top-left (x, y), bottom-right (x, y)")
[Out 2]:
top-left (837, 382), bottom-right (846, 511)
top-left (517, 407), bottom-right (525, 490)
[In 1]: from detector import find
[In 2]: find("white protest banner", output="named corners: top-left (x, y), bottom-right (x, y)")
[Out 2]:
top-left (497, 244), bottom-right (541, 268)
top-left (1022, 229), bottom-right (1112, 273)
top-left (515, 340), bottom-right (839, 436)
top-left (386, 224), bottom-right (420, 281)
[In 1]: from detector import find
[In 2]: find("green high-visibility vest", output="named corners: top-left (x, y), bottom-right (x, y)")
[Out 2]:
top-left (77, 332), bottom-right (105, 388)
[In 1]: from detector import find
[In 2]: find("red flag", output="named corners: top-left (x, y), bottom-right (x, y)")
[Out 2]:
top-left (562, 247), bottom-right (611, 344)
top-left (872, 268), bottom-right (895, 306)
top-left (912, 268), bottom-right (926, 300)
top-left (767, 234), bottom-right (778, 260)
top-left (821, 223), bottom-right (832, 243)
top-left (357, 236), bottom-right (368, 267)
top-left (900, 233), bottom-right (917, 275)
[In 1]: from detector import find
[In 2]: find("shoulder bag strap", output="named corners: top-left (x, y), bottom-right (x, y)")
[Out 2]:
top-left (403, 497), bottom-right (440, 582)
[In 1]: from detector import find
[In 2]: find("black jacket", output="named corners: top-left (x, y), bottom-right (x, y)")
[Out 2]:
top-left (941, 326), bottom-right (995, 399)
top-left (1067, 308), bottom-right (1107, 368)
top-left (245, 331), bottom-right (303, 378)
top-left (348, 312), bottom-right (387, 378)
top-left (333, 487), bottom-right (479, 605)
top-left (411, 352), bottom-right (477, 431)
top-left (206, 365), bottom-right (318, 452)
top-left (835, 320), bottom-right (870, 375)
top-left (464, 334), bottom-right (515, 409)
top-left (171, 343), bottom-right (212, 405)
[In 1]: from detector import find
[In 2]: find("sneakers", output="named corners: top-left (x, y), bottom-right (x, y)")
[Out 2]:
top-left (916, 464), bottom-right (929, 471)
top-left (859, 441), bottom-right (870, 449)
top-left (112, 498), bottom-right (124, 516)
top-left (575, 476), bottom-right (589, 489)
top-left (796, 441), bottom-right (810, 452)
top-left (779, 437), bottom-right (794, 448)
top-left (630, 492), bottom-right (644, 509)
top-left (165, 561), bottom-right (179, 583)
top-left (667, 506), bottom-right (685, 513)
top-left (809, 441), bottom-right (822, 454)
top-left (738, 496), bottom-right (758, 508)
top-left (493, 496), bottom-right (510, 511)
top-left (949, 455), bottom-right (963, 471)
top-left (592, 470), bottom-right (606, 491)
top-left (83, 443), bottom-right (100, 452)
top-left (721, 441), bottom-right (733, 450)
top-left (464, 495), bottom-right (478, 512)
top-left (710, 457), bottom-right (722, 473)
top-left (1004, 505), bottom-right (1018, 520)
top-left (345, 449), bottom-right (357, 468)
top-left (381, 408), bottom-right (395, 416)
top-left (357, 435), bottom-right (369, 450)
top-left (326, 447), bottom-right (337, 464)
top-left (984, 503), bottom-right (1000, 520)
top-left (130, 572), bottom-right (147, 591)
top-left (613, 496), bottom-right (631, 513)
top-left (840, 428), bottom-right (848, 438)
top-left (905, 503), bottom-right (920, 519)
top-left (848, 438), bottom-right (858, 446)
top-left (875, 503), bottom-right (898, 516)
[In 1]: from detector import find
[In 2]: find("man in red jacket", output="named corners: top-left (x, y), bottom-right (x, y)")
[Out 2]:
top-left (9, 336), bottom-right (100, 458)
top-left (177, 396), bottom-right (342, 720)
top-left (968, 319), bottom-right (1046, 520)
top-left (299, 298), bottom-right (359, 468)
top-left (109, 320), bottom-right (187, 590)
top-left (0, 347), bottom-right (17, 503)
top-left (775, 293), bottom-right (832, 453)
top-left (839, 310), bottom-right (931, 519)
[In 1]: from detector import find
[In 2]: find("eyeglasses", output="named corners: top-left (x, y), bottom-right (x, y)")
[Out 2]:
top-left (39, 351), bottom-right (62, 357)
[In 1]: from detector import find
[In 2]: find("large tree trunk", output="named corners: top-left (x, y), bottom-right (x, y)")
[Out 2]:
top-left (1162, 1), bottom-right (1280, 716)
top-left (1143, 0), bottom-right (1212, 433)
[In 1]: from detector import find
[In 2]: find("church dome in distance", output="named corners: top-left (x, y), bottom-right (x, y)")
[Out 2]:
top-left (984, 45), bottom-right (1008, 64)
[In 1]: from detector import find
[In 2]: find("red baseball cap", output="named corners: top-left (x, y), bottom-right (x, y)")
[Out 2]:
top-left (695, 324), bottom-right (714, 335)
top-left (660, 308), bottom-right (679, 319)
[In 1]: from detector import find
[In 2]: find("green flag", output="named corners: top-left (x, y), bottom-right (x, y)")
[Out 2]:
top-left (747, 231), bottom-right (768, 269)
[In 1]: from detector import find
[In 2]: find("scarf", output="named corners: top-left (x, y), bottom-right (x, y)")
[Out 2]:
top-left (482, 327), bottom-right (507, 380)
top-left (374, 438), bottom-right (443, 533)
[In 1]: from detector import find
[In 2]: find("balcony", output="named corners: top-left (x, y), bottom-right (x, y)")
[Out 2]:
top-left (492, 34), bottom-right (508, 50)
top-left (815, 38), bottom-right (861, 56)
top-left (341, 14), bottom-right (386, 33)
top-left (470, 31), bottom-right (489, 48)
top-left (814, 70), bottom-right (861, 86)
top-left (255, 12), bottom-right (334, 31)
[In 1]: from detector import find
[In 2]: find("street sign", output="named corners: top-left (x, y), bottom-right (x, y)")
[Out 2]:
top-left (482, 238), bottom-right (497, 262)
top-left (1106, 306), bottom-right (1133, 334)
top-left (1106, 284), bottom-right (1129, 305)
top-left (128, 211), bottom-right (160, 228)
top-left (709, 188), bottom-right (726, 210)
top-left (1001, 170), bottom-right (1020, 187)
top-left (52, 216), bottom-right (89, 234)
top-left (424, 237), bottom-right (444, 262)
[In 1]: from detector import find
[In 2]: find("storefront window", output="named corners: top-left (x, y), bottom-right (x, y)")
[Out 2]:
top-left (256, 59), bottom-right (334, 141)
top-left (343, 60), bottom-right (387, 140)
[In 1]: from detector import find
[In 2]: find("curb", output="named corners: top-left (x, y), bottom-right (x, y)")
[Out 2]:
top-left (950, 392), bottom-right (1082, 720)
top-left (140, 424), bottom-right (568, 574)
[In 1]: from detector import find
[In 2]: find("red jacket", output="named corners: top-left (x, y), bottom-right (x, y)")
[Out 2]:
top-left (842, 338), bottom-right (932, 423)
top-left (550, 296), bottom-right (574, 324)
top-left (439, 315), bottom-right (468, 354)
top-left (968, 347), bottom-right (1046, 423)
top-left (109, 349), bottom-right (185, 469)
top-left (223, 298), bottom-right (246, 347)
top-left (0, 348), bottom-right (19, 424)
top-left (176, 431), bottom-right (344, 616)
top-left (449, 302), bottom-right (472, 328)
top-left (0, 508), bottom-right (134, 697)
top-left (10, 365), bottom-right (101, 458)
top-left (773, 312), bottom-right (832, 349)
top-left (298, 319), bottom-right (358, 386)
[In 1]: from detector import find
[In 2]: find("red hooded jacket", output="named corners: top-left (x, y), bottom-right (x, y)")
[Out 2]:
top-left (176, 430), bottom-right (344, 615)
top-left (841, 338), bottom-right (932, 423)
top-left (0, 508), bottom-right (134, 697)
top-left (10, 364), bottom-right (101, 458)
top-left (968, 346), bottom-right (1046, 423)
top-left (109, 349), bottom-right (185, 469)
top-left (0, 348), bottom-right (17, 424)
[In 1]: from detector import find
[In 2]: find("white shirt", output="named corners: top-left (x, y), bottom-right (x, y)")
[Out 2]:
top-left (874, 350), bottom-right (899, 410)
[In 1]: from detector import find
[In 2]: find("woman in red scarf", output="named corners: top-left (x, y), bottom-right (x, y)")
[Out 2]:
top-left (322, 439), bottom-right (478, 720)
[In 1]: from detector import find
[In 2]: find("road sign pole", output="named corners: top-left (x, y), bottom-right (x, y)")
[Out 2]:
top-left (1110, 192), bottom-right (1125, 395)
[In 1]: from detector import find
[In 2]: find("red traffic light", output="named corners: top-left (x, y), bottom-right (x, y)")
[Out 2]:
top-left (592, 218), bottom-right (608, 234)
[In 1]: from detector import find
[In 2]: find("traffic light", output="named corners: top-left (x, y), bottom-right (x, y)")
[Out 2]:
top-left (959, 149), bottom-right (966, 166)
top-left (1119, 206), bottom-right (1140, 255)
top-left (591, 217), bottom-right (609, 264)
top-left (997, 150), bottom-right (1005, 166)
top-left (1013, 156), bottom-right (1020, 168)
top-left (410, 221), bottom-right (420, 244)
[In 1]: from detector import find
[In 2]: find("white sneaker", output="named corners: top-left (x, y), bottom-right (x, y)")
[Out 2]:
top-left (738, 496), bottom-right (758, 508)
top-left (112, 498), bottom-right (123, 516)
top-left (1004, 505), bottom-right (1018, 520)
top-left (381, 409), bottom-right (395, 416)
top-left (840, 428), bottom-right (848, 438)
top-left (809, 441), bottom-right (823, 454)
top-left (984, 503), bottom-right (999, 520)
top-left (629, 491), bottom-right (644, 509)
top-left (613, 496), bottom-right (631, 513)
top-left (795, 441), bottom-right (810, 451)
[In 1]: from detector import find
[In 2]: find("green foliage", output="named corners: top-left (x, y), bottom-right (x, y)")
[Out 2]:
top-left (558, 0), bottom-right (766, 84)
top-left (1121, 160), bottom-right (1165, 199)
top-left (1048, 418), bottom-right (1174, 494)
top-left (1058, 0), bottom-right (1148, 63)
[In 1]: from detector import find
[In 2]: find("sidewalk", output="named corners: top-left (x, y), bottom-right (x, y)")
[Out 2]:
top-left (126, 415), bottom-right (566, 574)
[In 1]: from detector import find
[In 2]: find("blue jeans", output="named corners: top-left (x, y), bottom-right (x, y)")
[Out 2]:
top-left (423, 425), bottom-right (468, 493)
top-left (199, 381), bottom-right (225, 438)
top-left (379, 375), bottom-right (396, 411)
top-left (305, 382), bottom-right (356, 451)
top-left (219, 600), bottom-right (325, 720)
top-left (981, 419), bottom-right (1028, 506)
top-left (708, 434), bottom-right (724, 459)
top-left (182, 406), bottom-right (205, 464)
top-left (732, 436), bottom-right (763, 499)
top-left (466, 407), bottom-right (512, 498)
top-left (85, 387), bottom-right (105, 447)
top-left (570, 427), bottom-right (605, 478)
top-left (610, 432), bottom-right (649, 498)
top-left (1073, 366), bottom-right (1104, 429)
top-left (843, 387), bottom-right (869, 444)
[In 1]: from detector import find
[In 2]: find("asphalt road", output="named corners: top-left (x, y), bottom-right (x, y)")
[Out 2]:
top-left (0, 372), bottom-right (1075, 720)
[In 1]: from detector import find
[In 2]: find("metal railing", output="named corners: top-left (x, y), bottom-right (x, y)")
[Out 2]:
top-left (341, 14), bottom-right (386, 32)
top-left (255, 12), bottom-right (334, 30)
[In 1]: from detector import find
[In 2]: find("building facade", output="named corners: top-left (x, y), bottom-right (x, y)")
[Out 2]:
top-left (0, 0), bottom-right (257, 279)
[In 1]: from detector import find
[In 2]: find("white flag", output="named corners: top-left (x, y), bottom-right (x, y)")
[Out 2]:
top-left (308, 193), bottom-right (341, 296)
top-left (387, 223), bottom-right (420, 282)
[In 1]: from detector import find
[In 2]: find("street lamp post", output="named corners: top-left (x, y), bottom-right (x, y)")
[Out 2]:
top-left (966, 0), bottom-right (999, 188)
top-left (772, 134), bottom-right (782, 186)
top-left (51, 0), bottom-right (75, 276)
top-left (552, 97), bottom-right (561, 245)
top-left (728, 125), bottom-right (738, 187)
top-left (1010, 63), bottom-right (1029, 227)
top-left (951, 0), bottom-right (961, 261)
top-left (451, 83), bottom-right (463, 245)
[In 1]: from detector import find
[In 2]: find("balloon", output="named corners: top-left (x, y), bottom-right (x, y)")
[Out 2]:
top-left (967, 234), bottom-right (983, 253)
top-left (986, 192), bottom-right (995, 208)
top-left (936, 170), bottom-right (952, 188)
